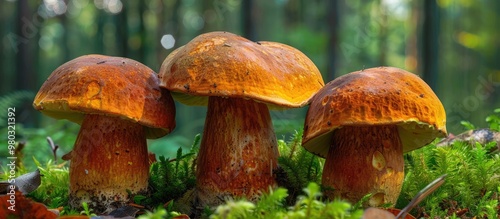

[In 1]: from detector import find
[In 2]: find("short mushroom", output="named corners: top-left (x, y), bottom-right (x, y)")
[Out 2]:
top-left (159, 31), bottom-right (324, 206)
top-left (33, 55), bottom-right (176, 213)
top-left (302, 66), bottom-right (447, 206)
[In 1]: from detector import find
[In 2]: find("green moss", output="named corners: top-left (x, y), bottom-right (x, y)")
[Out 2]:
top-left (396, 109), bottom-right (500, 218)
top-left (26, 158), bottom-right (70, 210)
top-left (205, 182), bottom-right (363, 219)
top-left (5, 108), bottom-right (500, 218)
top-left (137, 134), bottom-right (199, 209)
top-left (276, 130), bottom-right (324, 205)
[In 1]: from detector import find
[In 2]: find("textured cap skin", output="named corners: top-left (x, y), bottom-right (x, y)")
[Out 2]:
top-left (158, 31), bottom-right (325, 109)
top-left (302, 66), bottom-right (447, 157)
top-left (33, 54), bottom-right (176, 138)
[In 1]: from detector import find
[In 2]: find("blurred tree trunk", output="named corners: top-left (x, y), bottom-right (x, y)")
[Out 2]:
top-left (60, 15), bottom-right (70, 61)
top-left (0, 3), bottom-right (5, 94)
top-left (490, 1), bottom-right (500, 105)
top-left (201, 0), bottom-right (213, 32)
top-left (172, 0), bottom-right (183, 39)
top-left (156, 0), bottom-right (166, 66)
top-left (378, 1), bottom-right (388, 66)
top-left (15, 0), bottom-right (34, 92)
top-left (138, 0), bottom-right (146, 63)
top-left (421, 0), bottom-right (440, 90)
top-left (156, 0), bottom-right (182, 64)
top-left (352, 0), bottom-right (373, 68)
top-left (326, 0), bottom-right (338, 80)
top-left (15, 0), bottom-right (38, 127)
top-left (172, 0), bottom-right (182, 41)
top-left (405, 0), bottom-right (419, 73)
top-left (116, 5), bottom-right (128, 57)
top-left (284, 0), bottom-right (302, 25)
top-left (96, 10), bottom-right (105, 54)
top-left (242, 0), bottom-right (256, 41)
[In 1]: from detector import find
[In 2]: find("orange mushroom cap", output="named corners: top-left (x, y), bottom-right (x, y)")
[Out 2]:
top-left (302, 66), bottom-right (447, 157)
top-left (158, 31), bottom-right (325, 109)
top-left (33, 54), bottom-right (176, 138)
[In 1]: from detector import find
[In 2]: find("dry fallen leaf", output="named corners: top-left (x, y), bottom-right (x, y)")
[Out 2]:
top-left (58, 216), bottom-right (90, 219)
top-left (108, 205), bottom-right (141, 217)
top-left (0, 169), bottom-right (42, 195)
top-left (0, 190), bottom-right (58, 219)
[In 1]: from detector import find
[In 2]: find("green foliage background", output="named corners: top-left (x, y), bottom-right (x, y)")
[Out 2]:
top-left (1, 0), bottom-right (500, 159)
top-left (1, 1), bottom-right (500, 218)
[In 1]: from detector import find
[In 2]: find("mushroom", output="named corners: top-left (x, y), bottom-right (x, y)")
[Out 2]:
top-left (33, 55), bottom-right (176, 213)
top-left (302, 67), bottom-right (447, 206)
top-left (158, 31), bottom-right (324, 206)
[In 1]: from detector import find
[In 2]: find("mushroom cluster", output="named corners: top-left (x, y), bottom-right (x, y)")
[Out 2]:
top-left (302, 66), bottom-right (447, 206)
top-left (32, 32), bottom-right (447, 214)
top-left (158, 31), bottom-right (325, 206)
top-left (33, 55), bottom-right (176, 213)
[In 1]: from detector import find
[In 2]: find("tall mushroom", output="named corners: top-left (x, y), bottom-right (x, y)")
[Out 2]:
top-left (302, 67), bottom-right (447, 206)
top-left (159, 31), bottom-right (324, 206)
top-left (33, 55), bottom-right (176, 213)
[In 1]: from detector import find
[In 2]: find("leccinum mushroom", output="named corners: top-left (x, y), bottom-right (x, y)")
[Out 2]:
top-left (33, 55), bottom-right (176, 213)
top-left (302, 67), bottom-right (447, 206)
top-left (159, 31), bottom-right (324, 206)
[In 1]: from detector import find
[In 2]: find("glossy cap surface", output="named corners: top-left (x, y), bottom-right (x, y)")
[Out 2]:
top-left (33, 54), bottom-right (176, 138)
top-left (303, 66), bottom-right (447, 157)
top-left (159, 31), bottom-right (325, 109)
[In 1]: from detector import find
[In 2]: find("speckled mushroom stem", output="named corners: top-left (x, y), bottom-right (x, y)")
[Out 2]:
top-left (68, 114), bottom-right (149, 213)
top-left (196, 97), bottom-right (279, 206)
top-left (322, 125), bottom-right (404, 207)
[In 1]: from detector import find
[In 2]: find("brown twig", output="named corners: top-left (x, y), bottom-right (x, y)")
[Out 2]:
top-left (15, 141), bottom-right (25, 169)
top-left (46, 137), bottom-right (59, 164)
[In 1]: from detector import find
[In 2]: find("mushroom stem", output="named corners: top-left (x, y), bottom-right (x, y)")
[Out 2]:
top-left (68, 114), bottom-right (149, 213)
top-left (196, 97), bottom-right (279, 206)
top-left (322, 125), bottom-right (404, 207)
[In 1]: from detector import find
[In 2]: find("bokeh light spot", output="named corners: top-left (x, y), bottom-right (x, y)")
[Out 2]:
top-left (161, 34), bottom-right (176, 50)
